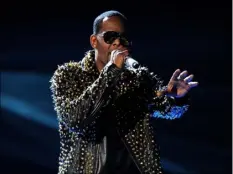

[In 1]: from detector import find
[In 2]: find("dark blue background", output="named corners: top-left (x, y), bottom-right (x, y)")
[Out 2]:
top-left (1, 0), bottom-right (231, 174)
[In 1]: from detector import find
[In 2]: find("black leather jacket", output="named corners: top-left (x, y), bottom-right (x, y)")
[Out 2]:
top-left (50, 50), bottom-right (189, 174)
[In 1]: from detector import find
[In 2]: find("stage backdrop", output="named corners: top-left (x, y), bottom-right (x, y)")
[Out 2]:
top-left (1, 1), bottom-right (231, 174)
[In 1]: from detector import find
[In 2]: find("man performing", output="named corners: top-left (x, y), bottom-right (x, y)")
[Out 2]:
top-left (50, 10), bottom-right (198, 174)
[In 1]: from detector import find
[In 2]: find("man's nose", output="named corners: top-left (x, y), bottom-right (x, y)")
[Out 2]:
top-left (111, 38), bottom-right (123, 49)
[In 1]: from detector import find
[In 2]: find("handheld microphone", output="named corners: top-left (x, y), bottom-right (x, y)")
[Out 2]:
top-left (125, 56), bottom-right (140, 69)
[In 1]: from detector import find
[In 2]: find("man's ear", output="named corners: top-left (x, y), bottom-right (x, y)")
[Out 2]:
top-left (90, 34), bottom-right (98, 48)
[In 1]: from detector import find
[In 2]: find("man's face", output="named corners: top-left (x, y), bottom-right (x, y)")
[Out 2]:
top-left (91, 16), bottom-right (131, 65)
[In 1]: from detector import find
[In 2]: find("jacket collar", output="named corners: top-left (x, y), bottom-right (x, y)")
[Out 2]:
top-left (81, 50), bottom-right (99, 77)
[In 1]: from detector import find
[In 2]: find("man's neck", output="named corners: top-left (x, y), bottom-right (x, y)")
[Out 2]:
top-left (95, 57), bottom-right (105, 73)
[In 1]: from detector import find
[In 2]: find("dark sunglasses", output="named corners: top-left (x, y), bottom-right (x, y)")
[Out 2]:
top-left (98, 31), bottom-right (132, 47)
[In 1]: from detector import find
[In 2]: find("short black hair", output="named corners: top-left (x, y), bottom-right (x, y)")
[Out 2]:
top-left (93, 10), bottom-right (127, 34)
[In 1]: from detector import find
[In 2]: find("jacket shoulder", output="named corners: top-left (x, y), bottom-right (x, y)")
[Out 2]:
top-left (50, 61), bottom-right (83, 87)
top-left (56, 61), bottom-right (82, 74)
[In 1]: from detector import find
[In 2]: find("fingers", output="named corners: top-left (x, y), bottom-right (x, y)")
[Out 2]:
top-left (184, 74), bottom-right (194, 83)
top-left (170, 68), bottom-right (199, 86)
top-left (188, 81), bottom-right (199, 88)
top-left (178, 70), bottom-right (188, 80)
top-left (179, 71), bottom-right (198, 88)
top-left (112, 49), bottom-right (129, 56)
top-left (111, 49), bottom-right (129, 68)
top-left (111, 50), bottom-right (128, 61)
top-left (120, 50), bottom-right (129, 58)
top-left (170, 69), bottom-right (181, 81)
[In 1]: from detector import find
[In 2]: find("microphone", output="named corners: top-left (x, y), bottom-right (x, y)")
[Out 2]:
top-left (125, 56), bottom-right (140, 69)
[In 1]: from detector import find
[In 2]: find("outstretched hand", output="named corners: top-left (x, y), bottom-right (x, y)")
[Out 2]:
top-left (166, 69), bottom-right (199, 98)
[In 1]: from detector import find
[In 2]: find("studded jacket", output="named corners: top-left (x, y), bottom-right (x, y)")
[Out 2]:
top-left (50, 50), bottom-right (189, 174)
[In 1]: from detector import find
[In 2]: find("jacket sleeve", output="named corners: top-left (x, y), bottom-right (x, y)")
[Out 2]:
top-left (109, 65), bottom-right (190, 120)
top-left (147, 72), bottom-right (190, 120)
top-left (50, 61), bottom-right (122, 135)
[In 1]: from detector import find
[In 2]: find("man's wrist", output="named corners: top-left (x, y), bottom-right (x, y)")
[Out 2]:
top-left (155, 86), bottom-right (169, 97)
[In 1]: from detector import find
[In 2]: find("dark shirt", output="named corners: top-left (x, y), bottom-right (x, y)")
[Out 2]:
top-left (99, 107), bottom-right (141, 174)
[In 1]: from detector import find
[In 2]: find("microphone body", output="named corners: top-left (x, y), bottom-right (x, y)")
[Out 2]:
top-left (125, 56), bottom-right (140, 69)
